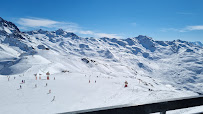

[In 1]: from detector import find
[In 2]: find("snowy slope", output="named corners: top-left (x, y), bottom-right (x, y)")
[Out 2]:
top-left (191, 41), bottom-right (203, 47)
top-left (0, 17), bottom-right (203, 114)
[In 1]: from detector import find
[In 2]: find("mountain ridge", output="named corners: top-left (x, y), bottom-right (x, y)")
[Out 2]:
top-left (0, 16), bottom-right (203, 94)
top-left (0, 16), bottom-right (203, 114)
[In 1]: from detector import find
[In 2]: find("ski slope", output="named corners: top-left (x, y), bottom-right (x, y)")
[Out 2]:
top-left (0, 61), bottom-right (198, 114)
top-left (0, 17), bottom-right (203, 114)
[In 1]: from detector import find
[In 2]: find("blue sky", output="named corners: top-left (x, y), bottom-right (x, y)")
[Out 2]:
top-left (1, 0), bottom-right (203, 42)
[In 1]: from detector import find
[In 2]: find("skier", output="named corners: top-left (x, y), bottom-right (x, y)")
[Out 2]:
top-left (54, 77), bottom-right (55, 80)
top-left (124, 81), bottom-right (128, 88)
top-left (149, 89), bottom-right (153, 91)
top-left (20, 85), bottom-right (22, 89)
top-left (148, 89), bottom-right (152, 91)
top-left (47, 76), bottom-right (49, 80)
top-left (14, 77), bottom-right (15, 79)
top-left (95, 80), bottom-right (96, 83)
top-left (51, 96), bottom-right (55, 102)
top-left (22, 80), bottom-right (23, 83)
top-left (24, 80), bottom-right (25, 83)
top-left (46, 72), bottom-right (50, 80)
top-left (35, 84), bottom-right (37, 88)
top-left (49, 89), bottom-right (51, 94)
top-left (46, 83), bottom-right (48, 86)
top-left (89, 80), bottom-right (90, 83)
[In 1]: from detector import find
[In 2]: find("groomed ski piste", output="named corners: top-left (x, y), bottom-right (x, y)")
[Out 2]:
top-left (0, 17), bottom-right (203, 114)
top-left (0, 49), bottom-right (202, 114)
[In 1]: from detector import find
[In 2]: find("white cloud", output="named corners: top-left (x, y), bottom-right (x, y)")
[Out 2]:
top-left (79, 30), bottom-right (120, 38)
top-left (18, 18), bottom-right (59, 27)
top-left (17, 17), bottom-right (121, 38)
top-left (79, 30), bottom-right (94, 35)
top-left (185, 25), bottom-right (203, 30)
top-left (161, 25), bottom-right (203, 33)
top-left (94, 33), bottom-right (120, 38)
top-left (17, 17), bottom-right (79, 31)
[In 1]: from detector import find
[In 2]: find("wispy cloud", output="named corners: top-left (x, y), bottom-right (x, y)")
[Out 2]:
top-left (79, 30), bottom-right (94, 35)
top-left (79, 30), bottom-right (121, 38)
top-left (94, 33), bottom-right (120, 38)
top-left (185, 25), bottom-right (203, 31)
top-left (17, 17), bottom-right (121, 38)
top-left (17, 17), bottom-right (79, 31)
top-left (18, 18), bottom-right (60, 27)
top-left (161, 25), bottom-right (203, 32)
top-left (176, 12), bottom-right (193, 15)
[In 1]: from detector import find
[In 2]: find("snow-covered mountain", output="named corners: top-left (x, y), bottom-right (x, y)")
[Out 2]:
top-left (0, 17), bottom-right (202, 114)
top-left (191, 41), bottom-right (203, 47)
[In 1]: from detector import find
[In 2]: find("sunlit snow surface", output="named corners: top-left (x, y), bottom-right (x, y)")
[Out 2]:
top-left (0, 18), bottom-right (203, 113)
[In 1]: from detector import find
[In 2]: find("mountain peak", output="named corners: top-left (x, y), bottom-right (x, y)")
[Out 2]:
top-left (136, 35), bottom-right (152, 40)
top-left (37, 29), bottom-right (47, 34)
top-left (191, 41), bottom-right (203, 47)
top-left (56, 29), bottom-right (65, 35)
top-left (0, 17), bottom-right (4, 22)
top-left (56, 28), bottom-right (64, 32)
top-left (0, 17), bottom-right (20, 33)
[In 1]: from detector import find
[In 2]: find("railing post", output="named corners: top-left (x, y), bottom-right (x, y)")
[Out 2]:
top-left (160, 111), bottom-right (166, 114)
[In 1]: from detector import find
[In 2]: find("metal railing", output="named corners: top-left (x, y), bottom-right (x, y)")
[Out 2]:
top-left (60, 95), bottom-right (203, 114)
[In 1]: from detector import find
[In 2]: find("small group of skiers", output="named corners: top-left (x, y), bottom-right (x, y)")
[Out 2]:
top-left (35, 83), bottom-right (48, 88)
top-left (47, 89), bottom-right (55, 102)
top-left (89, 80), bottom-right (96, 83)
top-left (35, 75), bottom-right (55, 80)
top-left (6, 72), bottom-right (56, 102)
top-left (88, 79), bottom-right (129, 88)
top-left (124, 80), bottom-right (153, 92)
top-left (124, 81), bottom-right (128, 88)
top-left (19, 80), bottom-right (25, 89)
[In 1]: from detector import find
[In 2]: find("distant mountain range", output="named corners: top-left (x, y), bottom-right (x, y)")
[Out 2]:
top-left (1, 16), bottom-right (203, 113)
top-left (0, 16), bottom-right (203, 95)
top-left (190, 41), bottom-right (203, 47)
